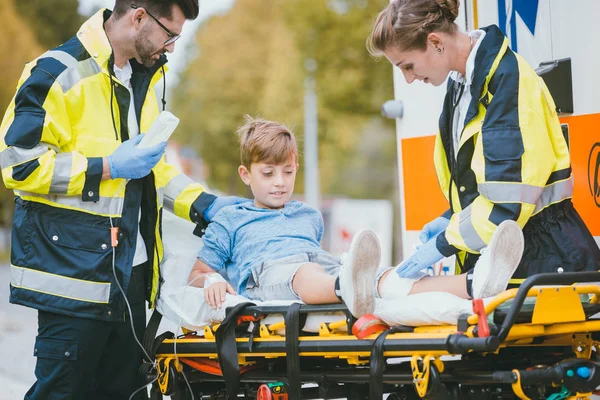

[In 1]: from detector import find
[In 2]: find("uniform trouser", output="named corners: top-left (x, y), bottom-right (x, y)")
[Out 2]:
top-left (461, 200), bottom-right (600, 277)
top-left (24, 264), bottom-right (148, 400)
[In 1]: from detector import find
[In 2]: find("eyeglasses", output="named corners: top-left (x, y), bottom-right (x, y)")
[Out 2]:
top-left (131, 4), bottom-right (181, 46)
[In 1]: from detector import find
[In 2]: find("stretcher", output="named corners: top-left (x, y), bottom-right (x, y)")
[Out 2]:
top-left (145, 271), bottom-right (600, 399)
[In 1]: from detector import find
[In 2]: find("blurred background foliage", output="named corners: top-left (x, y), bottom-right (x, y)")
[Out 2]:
top-left (173, 0), bottom-right (398, 201)
top-left (0, 0), bottom-right (398, 226)
top-left (0, 0), bottom-right (82, 227)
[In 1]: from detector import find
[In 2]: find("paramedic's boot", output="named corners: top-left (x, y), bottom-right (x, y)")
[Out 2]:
top-left (336, 230), bottom-right (381, 317)
top-left (470, 220), bottom-right (524, 299)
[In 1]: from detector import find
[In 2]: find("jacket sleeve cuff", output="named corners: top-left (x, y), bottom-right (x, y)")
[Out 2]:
top-left (82, 157), bottom-right (103, 202)
top-left (190, 192), bottom-right (217, 237)
top-left (441, 209), bottom-right (452, 219)
top-left (436, 232), bottom-right (459, 257)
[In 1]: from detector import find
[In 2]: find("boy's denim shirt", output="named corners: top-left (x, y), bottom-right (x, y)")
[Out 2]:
top-left (197, 200), bottom-right (329, 295)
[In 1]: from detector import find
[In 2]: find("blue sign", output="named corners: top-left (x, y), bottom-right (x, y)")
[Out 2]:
top-left (497, 0), bottom-right (540, 52)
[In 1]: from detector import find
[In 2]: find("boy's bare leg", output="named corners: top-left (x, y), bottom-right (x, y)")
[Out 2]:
top-left (292, 262), bottom-right (340, 304)
top-left (293, 230), bottom-right (382, 312)
top-left (377, 269), bottom-right (469, 299)
top-left (377, 220), bottom-right (524, 300)
top-left (410, 275), bottom-right (469, 297)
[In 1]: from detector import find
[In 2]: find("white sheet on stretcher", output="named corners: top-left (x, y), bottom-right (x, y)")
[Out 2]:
top-left (156, 249), bottom-right (479, 332)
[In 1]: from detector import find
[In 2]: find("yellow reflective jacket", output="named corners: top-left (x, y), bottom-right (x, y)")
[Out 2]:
top-left (433, 25), bottom-right (572, 265)
top-left (0, 10), bottom-right (215, 320)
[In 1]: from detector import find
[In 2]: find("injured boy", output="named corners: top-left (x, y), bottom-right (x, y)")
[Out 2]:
top-left (187, 117), bottom-right (525, 323)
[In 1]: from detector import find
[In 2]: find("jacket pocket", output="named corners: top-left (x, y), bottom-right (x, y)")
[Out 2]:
top-left (5, 109), bottom-right (45, 149)
top-left (38, 218), bottom-right (112, 281)
top-left (45, 220), bottom-right (110, 253)
top-left (481, 127), bottom-right (524, 182)
top-left (32, 337), bottom-right (78, 398)
top-left (34, 337), bottom-right (78, 361)
top-left (481, 127), bottom-right (524, 161)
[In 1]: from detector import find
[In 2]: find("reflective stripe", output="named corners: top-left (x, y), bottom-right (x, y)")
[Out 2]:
top-left (478, 177), bottom-right (574, 213)
top-left (458, 205), bottom-right (487, 251)
top-left (18, 191), bottom-right (125, 216)
top-left (533, 178), bottom-right (573, 213)
top-left (157, 187), bottom-right (164, 208)
top-left (49, 153), bottom-right (73, 195)
top-left (40, 50), bottom-right (78, 69)
top-left (0, 144), bottom-right (50, 169)
top-left (164, 174), bottom-right (193, 213)
top-left (11, 265), bottom-right (110, 304)
top-left (56, 57), bottom-right (102, 92)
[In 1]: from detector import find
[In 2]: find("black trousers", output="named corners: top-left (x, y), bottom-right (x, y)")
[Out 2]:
top-left (25, 265), bottom-right (148, 400)
top-left (462, 200), bottom-right (600, 278)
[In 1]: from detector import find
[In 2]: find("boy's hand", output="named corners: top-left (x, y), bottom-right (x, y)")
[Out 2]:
top-left (205, 282), bottom-right (237, 309)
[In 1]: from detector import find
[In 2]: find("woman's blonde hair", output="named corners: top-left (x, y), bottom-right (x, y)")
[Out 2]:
top-left (236, 116), bottom-right (298, 169)
top-left (367, 0), bottom-right (460, 56)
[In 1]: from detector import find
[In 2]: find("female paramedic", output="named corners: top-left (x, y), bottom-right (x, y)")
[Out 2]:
top-left (366, 0), bottom-right (600, 283)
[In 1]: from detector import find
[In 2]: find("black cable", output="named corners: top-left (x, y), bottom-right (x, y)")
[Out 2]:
top-left (129, 376), bottom-right (158, 400)
top-left (107, 58), bottom-right (158, 397)
top-left (161, 65), bottom-right (167, 111)
top-left (108, 55), bottom-right (120, 141)
top-left (448, 80), bottom-right (465, 271)
top-left (111, 244), bottom-right (154, 363)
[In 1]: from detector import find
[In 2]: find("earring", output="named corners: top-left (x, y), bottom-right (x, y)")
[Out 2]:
top-left (437, 48), bottom-right (442, 53)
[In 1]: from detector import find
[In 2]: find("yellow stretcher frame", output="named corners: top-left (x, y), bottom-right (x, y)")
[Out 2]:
top-left (149, 271), bottom-right (600, 400)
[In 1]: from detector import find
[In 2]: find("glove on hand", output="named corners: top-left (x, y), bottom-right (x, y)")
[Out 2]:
top-left (107, 135), bottom-right (167, 180)
top-left (419, 216), bottom-right (450, 244)
top-left (204, 196), bottom-right (249, 221)
top-left (396, 236), bottom-right (444, 279)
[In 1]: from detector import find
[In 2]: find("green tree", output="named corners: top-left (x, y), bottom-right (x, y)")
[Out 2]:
top-left (281, 0), bottom-right (397, 197)
top-left (0, 0), bottom-right (45, 229)
top-left (14, 0), bottom-right (83, 49)
top-left (173, 0), bottom-right (304, 195)
top-left (174, 0), bottom-right (397, 201)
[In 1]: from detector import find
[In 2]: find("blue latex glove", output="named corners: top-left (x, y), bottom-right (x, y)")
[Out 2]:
top-left (419, 216), bottom-right (450, 244)
top-left (396, 236), bottom-right (444, 278)
top-left (107, 135), bottom-right (167, 180)
top-left (204, 196), bottom-right (248, 221)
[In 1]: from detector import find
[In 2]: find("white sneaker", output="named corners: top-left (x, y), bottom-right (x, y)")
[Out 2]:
top-left (337, 230), bottom-right (381, 317)
top-left (472, 220), bottom-right (524, 299)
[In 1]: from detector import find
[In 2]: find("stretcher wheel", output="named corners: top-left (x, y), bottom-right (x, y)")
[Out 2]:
top-left (257, 382), bottom-right (288, 400)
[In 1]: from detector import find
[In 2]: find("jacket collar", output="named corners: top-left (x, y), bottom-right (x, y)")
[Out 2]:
top-left (470, 25), bottom-right (507, 99)
top-left (438, 24), bottom-right (510, 166)
top-left (76, 9), bottom-right (168, 78)
top-left (460, 24), bottom-right (509, 132)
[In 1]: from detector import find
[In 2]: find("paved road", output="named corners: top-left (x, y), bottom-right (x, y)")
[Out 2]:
top-left (0, 264), bottom-right (36, 399)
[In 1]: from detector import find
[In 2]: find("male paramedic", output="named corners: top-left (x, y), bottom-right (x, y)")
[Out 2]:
top-left (0, 1), bottom-right (238, 398)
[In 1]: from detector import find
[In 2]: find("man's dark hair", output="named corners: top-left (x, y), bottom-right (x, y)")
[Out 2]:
top-left (113, 0), bottom-right (199, 20)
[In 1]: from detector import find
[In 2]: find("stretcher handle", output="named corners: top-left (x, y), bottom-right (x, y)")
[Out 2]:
top-left (446, 334), bottom-right (500, 354)
top-left (472, 299), bottom-right (490, 337)
top-left (516, 365), bottom-right (563, 385)
top-left (497, 271), bottom-right (600, 342)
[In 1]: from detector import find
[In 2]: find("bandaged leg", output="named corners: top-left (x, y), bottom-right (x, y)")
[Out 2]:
top-left (375, 266), bottom-right (428, 300)
top-left (374, 292), bottom-right (473, 326)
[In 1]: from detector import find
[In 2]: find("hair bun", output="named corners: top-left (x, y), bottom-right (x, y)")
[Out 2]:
top-left (435, 0), bottom-right (459, 22)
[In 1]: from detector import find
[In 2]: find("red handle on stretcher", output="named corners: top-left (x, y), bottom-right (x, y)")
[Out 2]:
top-left (472, 298), bottom-right (490, 337)
top-left (352, 314), bottom-right (389, 339)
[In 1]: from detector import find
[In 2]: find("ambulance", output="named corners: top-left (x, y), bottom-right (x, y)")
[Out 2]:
top-left (392, 0), bottom-right (600, 270)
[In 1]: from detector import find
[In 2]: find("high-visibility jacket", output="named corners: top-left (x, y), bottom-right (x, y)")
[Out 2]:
top-left (0, 9), bottom-right (215, 321)
top-left (433, 25), bottom-right (598, 277)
